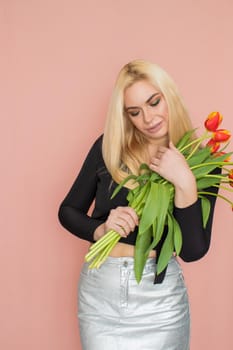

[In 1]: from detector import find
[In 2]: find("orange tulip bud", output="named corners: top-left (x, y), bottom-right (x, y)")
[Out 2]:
top-left (204, 112), bottom-right (223, 132)
top-left (212, 129), bottom-right (231, 142)
top-left (229, 169), bottom-right (233, 187)
top-left (206, 139), bottom-right (220, 153)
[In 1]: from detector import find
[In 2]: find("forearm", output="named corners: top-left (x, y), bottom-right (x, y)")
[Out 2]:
top-left (93, 223), bottom-right (106, 241)
top-left (58, 205), bottom-right (105, 243)
top-left (173, 178), bottom-right (219, 261)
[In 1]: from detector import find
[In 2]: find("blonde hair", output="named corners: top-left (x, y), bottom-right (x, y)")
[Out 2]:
top-left (102, 59), bottom-right (194, 186)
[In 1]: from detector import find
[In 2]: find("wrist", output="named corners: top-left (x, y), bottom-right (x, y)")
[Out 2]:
top-left (174, 172), bottom-right (197, 191)
top-left (93, 223), bottom-right (105, 241)
top-left (174, 175), bottom-right (198, 208)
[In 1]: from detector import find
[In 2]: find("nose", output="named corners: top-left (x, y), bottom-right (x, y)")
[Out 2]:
top-left (142, 108), bottom-right (153, 124)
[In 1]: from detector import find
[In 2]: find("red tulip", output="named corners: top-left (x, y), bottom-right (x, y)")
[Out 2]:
top-left (229, 169), bottom-right (233, 187)
top-left (228, 169), bottom-right (233, 187)
top-left (206, 139), bottom-right (220, 153)
top-left (212, 129), bottom-right (231, 142)
top-left (204, 112), bottom-right (223, 132)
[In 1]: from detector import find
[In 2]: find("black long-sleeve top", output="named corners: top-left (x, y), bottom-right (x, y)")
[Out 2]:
top-left (58, 135), bottom-right (219, 283)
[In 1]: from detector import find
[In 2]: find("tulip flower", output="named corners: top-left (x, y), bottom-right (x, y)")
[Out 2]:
top-left (212, 129), bottom-right (231, 142)
top-left (204, 111), bottom-right (223, 131)
top-left (206, 139), bottom-right (220, 154)
top-left (229, 169), bottom-right (233, 187)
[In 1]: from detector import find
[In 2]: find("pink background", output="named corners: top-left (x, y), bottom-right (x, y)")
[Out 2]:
top-left (1, 0), bottom-right (233, 349)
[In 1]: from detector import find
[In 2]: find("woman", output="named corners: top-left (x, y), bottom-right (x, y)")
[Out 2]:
top-left (58, 59), bottom-right (219, 350)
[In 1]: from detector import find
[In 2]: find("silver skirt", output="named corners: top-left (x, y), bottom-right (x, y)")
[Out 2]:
top-left (78, 256), bottom-right (190, 350)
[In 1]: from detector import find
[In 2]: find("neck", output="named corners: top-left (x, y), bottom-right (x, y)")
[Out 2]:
top-left (147, 135), bottom-right (169, 157)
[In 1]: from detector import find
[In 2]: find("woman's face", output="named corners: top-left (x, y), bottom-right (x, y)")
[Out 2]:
top-left (124, 80), bottom-right (169, 144)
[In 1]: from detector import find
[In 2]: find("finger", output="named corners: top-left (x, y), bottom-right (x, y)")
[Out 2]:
top-left (157, 145), bottom-right (168, 153)
top-left (122, 214), bottom-right (137, 231)
top-left (113, 224), bottom-right (129, 237)
top-left (105, 217), bottom-right (129, 237)
top-left (106, 212), bottom-right (136, 236)
top-left (118, 207), bottom-right (139, 226)
top-left (150, 156), bottom-right (160, 165)
top-left (115, 217), bottom-right (132, 233)
top-left (149, 162), bottom-right (159, 173)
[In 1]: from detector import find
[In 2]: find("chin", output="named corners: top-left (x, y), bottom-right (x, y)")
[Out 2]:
top-left (147, 131), bottom-right (168, 142)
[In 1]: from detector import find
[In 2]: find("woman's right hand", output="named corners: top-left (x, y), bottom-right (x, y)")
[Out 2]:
top-left (93, 206), bottom-right (139, 241)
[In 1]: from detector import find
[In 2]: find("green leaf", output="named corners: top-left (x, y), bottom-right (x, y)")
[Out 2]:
top-left (138, 182), bottom-right (159, 235)
top-left (199, 195), bottom-right (211, 228)
top-left (173, 215), bottom-right (182, 255)
top-left (151, 184), bottom-right (172, 244)
top-left (186, 147), bottom-right (211, 167)
top-left (150, 172), bottom-right (162, 182)
top-left (143, 184), bottom-right (173, 254)
top-left (111, 174), bottom-right (138, 199)
top-left (196, 176), bottom-right (221, 190)
top-left (139, 163), bottom-right (151, 173)
top-left (130, 181), bottom-right (151, 212)
top-left (192, 164), bottom-right (219, 179)
top-left (191, 152), bottom-right (233, 179)
top-left (156, 213), bottom-right (174, 275)
top-left (134, 227), bottom-right (153, 283)
top-left (135, 173), bottom-right (151, 185)
top-left (213, 151), bottom-right (233, 162)
top-left (175, 129), bottom-right (197, 151)
top-left (126, 184), bottom-right (142, 203)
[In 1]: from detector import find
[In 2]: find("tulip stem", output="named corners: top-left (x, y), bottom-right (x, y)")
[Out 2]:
top-left (198, 191), bottom-right (233, 207)
top-left (186, 133), bottom-right (209, 160)
top-left (204, 174), bottom-right (228, 180)
top-left (213, 184), bottom-right (233, 193)
top-left (179, 132), bottom-right (209, 153)
top-left (191, 161), bottom-right (233, 171)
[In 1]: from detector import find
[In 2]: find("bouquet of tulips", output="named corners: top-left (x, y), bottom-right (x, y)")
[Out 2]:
top-left (85, 112), bottom-right (233, 283)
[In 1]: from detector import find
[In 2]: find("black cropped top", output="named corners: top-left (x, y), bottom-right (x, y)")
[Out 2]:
top-left (58, 135), bottom-right (220, 283)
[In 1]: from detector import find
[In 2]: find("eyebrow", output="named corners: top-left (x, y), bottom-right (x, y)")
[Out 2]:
top-left (124, 93), bottom-right (160, 111)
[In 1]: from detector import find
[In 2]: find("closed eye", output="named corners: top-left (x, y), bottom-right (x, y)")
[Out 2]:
top-left (150, 98), bottom-right (161, 107)
top-left (129, 110), bottom-right (140, 117)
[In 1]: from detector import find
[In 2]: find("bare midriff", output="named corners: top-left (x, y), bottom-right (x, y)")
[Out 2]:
top-left (108, 242), bottom-right (156, 258)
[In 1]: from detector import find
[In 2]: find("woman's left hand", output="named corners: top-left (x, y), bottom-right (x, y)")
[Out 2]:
top-left (149, 141), bottom-right (194, 187)
top-left (149, 141), bottom-right (198, 207)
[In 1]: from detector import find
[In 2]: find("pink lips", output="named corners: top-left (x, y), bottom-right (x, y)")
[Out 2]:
top-left (146, 121), bottom-right (163, 133)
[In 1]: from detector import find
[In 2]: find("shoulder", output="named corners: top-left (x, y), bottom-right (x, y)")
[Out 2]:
top-left (85, 134), bottom-right (107, 172)
top-left (86, 134), bottom-right (103, 158)
top-left (92, 134), bottom-right (103, 149)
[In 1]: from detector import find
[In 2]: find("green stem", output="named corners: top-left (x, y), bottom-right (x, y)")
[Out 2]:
top-left (85, 230), bottom-right (118, 261)
top-left (186, 135), bottom-right (209, 160)
top-left (213, 184), bottom-right (233, 193)
top-left (198, 191), bottom-right (233, 206)
top-left (95, 235), bottom-right (121, 268)
top-left (88, 251), bottom-right (104, 268)
top-left (179, 131), bottom-right (209, 153)
top-left (191, 161), bottom-right (233, 170)
top-left (204, 174), bottom-right (228, 180)
top-left (89, 230), bottom-right (116, 251)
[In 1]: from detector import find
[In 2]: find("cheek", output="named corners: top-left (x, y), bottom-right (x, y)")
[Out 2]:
top-left (129, 117), bottom-right (141, 129)
top-left (161, 101), bottom-right (169, 116)
top-left (164, 115), bottom-right (169, 128)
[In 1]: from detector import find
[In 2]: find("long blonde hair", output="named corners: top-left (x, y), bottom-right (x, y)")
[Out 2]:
top-left (102, 59), bottom-right (194, 186)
